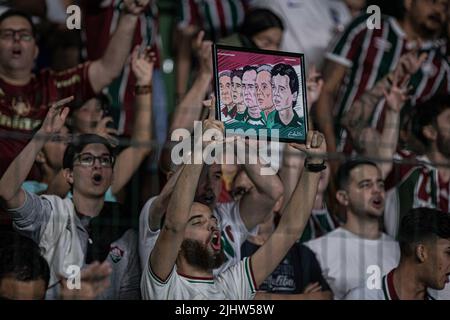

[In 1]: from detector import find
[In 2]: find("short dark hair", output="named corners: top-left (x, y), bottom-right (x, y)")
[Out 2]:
top-left (0, 232), bottom-right (50, 290)
top-left (242, 65), bottom-right (258, 76)
top-left (412, 95), bottom-right (450, 146)
top-left (231, 69), bottom-right (244, 81)
top-left (336, 158), bottom-right (379, 190)
top-left (0, 9), bottom-right (37, 37)
top-left (271, 63), bottom-right (299, 98)
top-left (398, 207), bottom-right (450, 257)
top-left (240, 8), bottom-right (284, 39)
top-left (63, 134), bottom-right (115, 170)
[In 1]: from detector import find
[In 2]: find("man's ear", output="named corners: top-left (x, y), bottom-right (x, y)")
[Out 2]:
top-left (292, 91), bottom-right (298, 104)
top-left (422, 125), bottom-right (437, 142)
top-left (35, 151), bottom-right (46, 164)
top-left (415, 244), bottom-right (427, 263)
top-left (336, 190), bottom-right (349, 206)
top-left (63, 168), bottom-right (74, 185)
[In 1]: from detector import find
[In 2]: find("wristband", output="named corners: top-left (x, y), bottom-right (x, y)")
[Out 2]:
top-left (304, 158), bottom-right (327, 172)
top-left (135, 85), bottom-right (152, 95)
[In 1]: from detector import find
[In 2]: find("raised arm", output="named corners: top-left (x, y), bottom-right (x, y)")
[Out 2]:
top-left (376, 75), bottom-right (409, 179)
top-left (88, 0), bottom-right (150, 93)
top-left (147, 165), bottom-right (184, 231)
top-left (0, 98), bottom-right (71, 209)
top-left (315, 61), bottom-right (348, 156)
top-left (250, 131), bottom-right (326, 287)
top-left (170, 31), bottom-right (213, 132)
top-left (110, 47), bottom-right (155, 195)
top-left (237, 141), bottom-right (284, 230)
top-left (150, 101), bottom-right (222, 281)
top-left (341, 51), bottom-right (427, 153)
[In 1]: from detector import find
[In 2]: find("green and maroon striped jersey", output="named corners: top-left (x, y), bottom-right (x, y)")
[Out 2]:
top-left (326, 14), bottom-right (450, 153)
top-left (384, 152), bottom-right (450, 238)
top-left (177, 0), bottom-right (250, 41)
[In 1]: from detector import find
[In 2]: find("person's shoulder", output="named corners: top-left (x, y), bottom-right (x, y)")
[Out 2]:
top-left (304, 228), bottom-right (341, 249)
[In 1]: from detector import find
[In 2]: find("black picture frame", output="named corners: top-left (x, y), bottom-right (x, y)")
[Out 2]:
top-left (212, 44), bottom-right (308, 143)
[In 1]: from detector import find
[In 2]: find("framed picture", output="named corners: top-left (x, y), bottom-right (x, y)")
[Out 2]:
top-left (212, 44), bottom-right (308, 143)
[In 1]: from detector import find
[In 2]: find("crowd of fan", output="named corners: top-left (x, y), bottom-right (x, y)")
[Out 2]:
top-left (0, 0), bottom-right (449, 300)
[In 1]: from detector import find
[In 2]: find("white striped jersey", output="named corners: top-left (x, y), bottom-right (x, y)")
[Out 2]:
top-left (177, 0), bottom-right (250, 41)
top-left (346, 269), bottom-right (437, 300)
top-left (326, 14), bottom-right (450, 153)
top-left (141, 257), bottom-right (257, 299)
top-left (385, 152), bottom-right (450, 239)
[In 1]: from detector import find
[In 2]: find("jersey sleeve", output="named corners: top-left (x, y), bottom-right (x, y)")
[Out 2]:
top-left (217, 257), bottom-right (257, 300)
top-left (138, 196), bottom-right (161, 270)
top-left (325, 14), bottom-right (371, 68)
top-left (141, 260), bottom-right (176, 300)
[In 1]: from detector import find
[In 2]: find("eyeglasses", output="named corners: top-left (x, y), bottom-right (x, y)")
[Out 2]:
top-left (0, 29), bottom-right (34, 42)
top-left (74, 153), bottom-right (114, 168)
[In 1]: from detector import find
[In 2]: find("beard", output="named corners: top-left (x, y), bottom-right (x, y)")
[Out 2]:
top-left (181, 239), bottom-right (225, 271)
top-left (436, 131), bottom-right (450, 158)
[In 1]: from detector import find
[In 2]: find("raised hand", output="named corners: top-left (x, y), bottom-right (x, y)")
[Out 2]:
top-left (289, 131), bottom-right (327, 164)
top-left (123, 0), bottom-right (149, 15)
top-left (131, 45), bottom-right (156, 86)
top-left (194, 31), bottom-right (213, 77)
top-left (203, 95), bottom-right (224, 134)
top-left (60, 261), bottom-right (112, 300)
top-left (394, 47), bottom-right (427, 80)
top-left (383, 74), bottom-right (410, 113)
top-left (94, 116), bottom-right (119, 147)
top-left (39, 96), bottom-right (73, 136)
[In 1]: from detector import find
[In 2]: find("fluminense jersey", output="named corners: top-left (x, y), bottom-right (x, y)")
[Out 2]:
top-left (141, 257), bottom-right (257, 300)
top-left (346, 269), bottom-right (437, 300)
top-left (139, 197), bottom-right (255, 273)
top-left (0, 63), bottom-right (95, 179)
top-left (177, 0), bottom-right (250, 41)
top-left (326, 14), bottom-right (450, 153)
top-left (305, 227), bottom-right (400, 299)
top-left (385, 152), bottom-right (450, 238)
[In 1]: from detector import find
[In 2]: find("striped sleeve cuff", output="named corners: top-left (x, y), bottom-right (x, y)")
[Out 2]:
top-left (325, 52), bottom-right (353, 68)
top-left (243, 257), bottom-right (257, 294)
top-left (148, 261), bottom-right (173, 286)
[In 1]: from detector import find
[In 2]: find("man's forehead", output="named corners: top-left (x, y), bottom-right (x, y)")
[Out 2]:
top-left (243, 70), bottom-right (256, 79)
top-left (273, 74), bottom-right (288, 84)
top-left (436, 238), bottom-right (450, 247)
top-left (190, 202), bottom-right (213, 216)
top-left (80, 143), bottom-right (110, 154)
top-left (0, 16), bottom-right (33, 30)
top-left (349, 164), bottom-right (381, 181)
top-left (257, 70), bottom-right (271, 78)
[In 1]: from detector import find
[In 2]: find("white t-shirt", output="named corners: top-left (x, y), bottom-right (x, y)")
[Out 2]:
top-left (346, 269), bottom-right (437, 300)
top-left (429, 284), bottom-right (450, 300)
top-left (305, 227), bottom-right (400, 299)
top-left (252, 0), bottom-right (352, 70)
top-left (141, 257), bottom-right (257, 300)
top-left (139, 197), bottom-right (254, 274)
